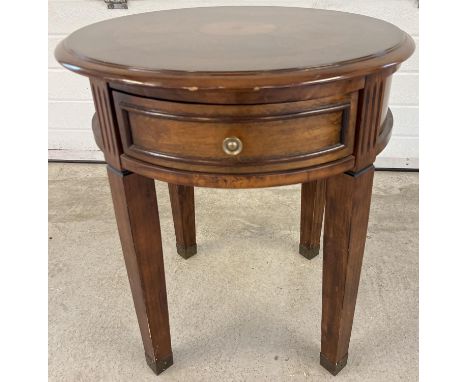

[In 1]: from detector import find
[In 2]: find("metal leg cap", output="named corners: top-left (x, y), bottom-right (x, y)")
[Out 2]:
top-left (299, 244), bottom-right (320, 260)
top-left (320, 353), bottom-right (348, 376)
top-left (145, 353), bottom-right (174, 375)
top-left (176, 243), bottom-right (197, 259)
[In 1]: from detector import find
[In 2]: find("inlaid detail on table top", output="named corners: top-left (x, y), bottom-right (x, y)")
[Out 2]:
top-left (55, 7), bottom-right (414, 89)
top-left (57, 6), bottom-right (414, 188)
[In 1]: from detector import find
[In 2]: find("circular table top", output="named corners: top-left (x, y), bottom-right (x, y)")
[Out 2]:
top-left (56, 6), bottom-right (414, 88)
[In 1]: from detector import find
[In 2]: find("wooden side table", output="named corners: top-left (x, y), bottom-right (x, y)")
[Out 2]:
top-left (55, 7), bottom-right (414, 376)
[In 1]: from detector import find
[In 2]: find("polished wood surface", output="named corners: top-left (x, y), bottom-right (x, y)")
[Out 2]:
top-left (321, 166), bottom-right (375, 375)
top-left (168, 184), bottom-right (197, 259)
top-left (113, 91), bottom-right (358, 174)
top-left (300, 180), bottom-right (326, 259)
top-left (107, 168), bottom-right (173, 375)
top-left (59, 7), bottom-right (406, 72)
top-left (55, 7), bottom-right (414, 91)
top-left (56, 6), bottom-right (414, 376)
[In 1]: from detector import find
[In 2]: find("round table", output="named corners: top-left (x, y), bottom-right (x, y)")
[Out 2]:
top-left (55, 6), bottom-right (414, 376)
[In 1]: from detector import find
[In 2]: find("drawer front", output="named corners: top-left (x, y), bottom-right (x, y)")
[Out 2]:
top-left (113, 92), bottom-right (357, 173)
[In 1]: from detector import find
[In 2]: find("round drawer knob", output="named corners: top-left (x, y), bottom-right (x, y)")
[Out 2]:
top-left (222, 137), bottom-right (243, 155)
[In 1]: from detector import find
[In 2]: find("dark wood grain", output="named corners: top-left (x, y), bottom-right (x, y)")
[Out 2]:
top-left (55, 7), bottom-right (414, 93)
top-left (321, 166), bottom-right (375, 375)
top-left (107, 167), bottom-right (173, 375)
top-left (377, 108), bottom-right (394, 155)
top-left (121, 154), bottom-right (355, 189)
top-left (299, 180), bottom-right (326, 259)
top-left (168, 184), bottom-right (197, 259)
top-left (91, 113), bottom-right (103, 151)
top-left (113, 91), bottom-right (358, 174)
top-left (55, 6), bottom-right (415, 376)
top-left (59, 7), bottom-right (407, 73)
top-left (109, 77), bottom-right (364, 105)
top-left (353, 72), bottom-right (392, 171)
top-left (90, 79), bottom-right (122, 169)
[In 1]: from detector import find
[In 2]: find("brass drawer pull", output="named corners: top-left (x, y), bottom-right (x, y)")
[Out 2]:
top-left (222, 137), bottom-right (243, 155)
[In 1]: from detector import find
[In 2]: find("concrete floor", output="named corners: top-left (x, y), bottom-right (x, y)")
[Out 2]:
top-left (49, 163), bottom-right (418, 381)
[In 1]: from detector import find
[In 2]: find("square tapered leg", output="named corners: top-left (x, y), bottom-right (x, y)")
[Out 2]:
top-left (108, 167), bottom-right (173, 375)
top-left (299, 179), bottom-right (326, 259)
top-left (320, 166), bottom-right (374, 375)
top-left (168, 184), bottom-right (197, 259)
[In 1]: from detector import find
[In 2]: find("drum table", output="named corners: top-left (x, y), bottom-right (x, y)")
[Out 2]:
top-left (56, 6), bottom-right (414, 376)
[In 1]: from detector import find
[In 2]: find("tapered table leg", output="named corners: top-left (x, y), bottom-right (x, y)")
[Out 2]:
top-left (320, 166), bottom-right (374, 375)
top-left (107, 167), bottom-right (173, 375)
top-left (168, 184), bottom-right (197, 259)
top-left (299, 179), bottom-right (326, 259)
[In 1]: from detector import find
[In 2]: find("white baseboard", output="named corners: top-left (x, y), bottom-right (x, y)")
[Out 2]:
top-left (48, 150), bottom-right (104, 161)
top-left (48, 150), bottom-right (418, 170)
top-left (374, 156), bottom-right (419, 169)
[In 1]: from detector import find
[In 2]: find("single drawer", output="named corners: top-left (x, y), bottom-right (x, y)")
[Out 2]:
top-left (113, 91), bottom-right (358, 173)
